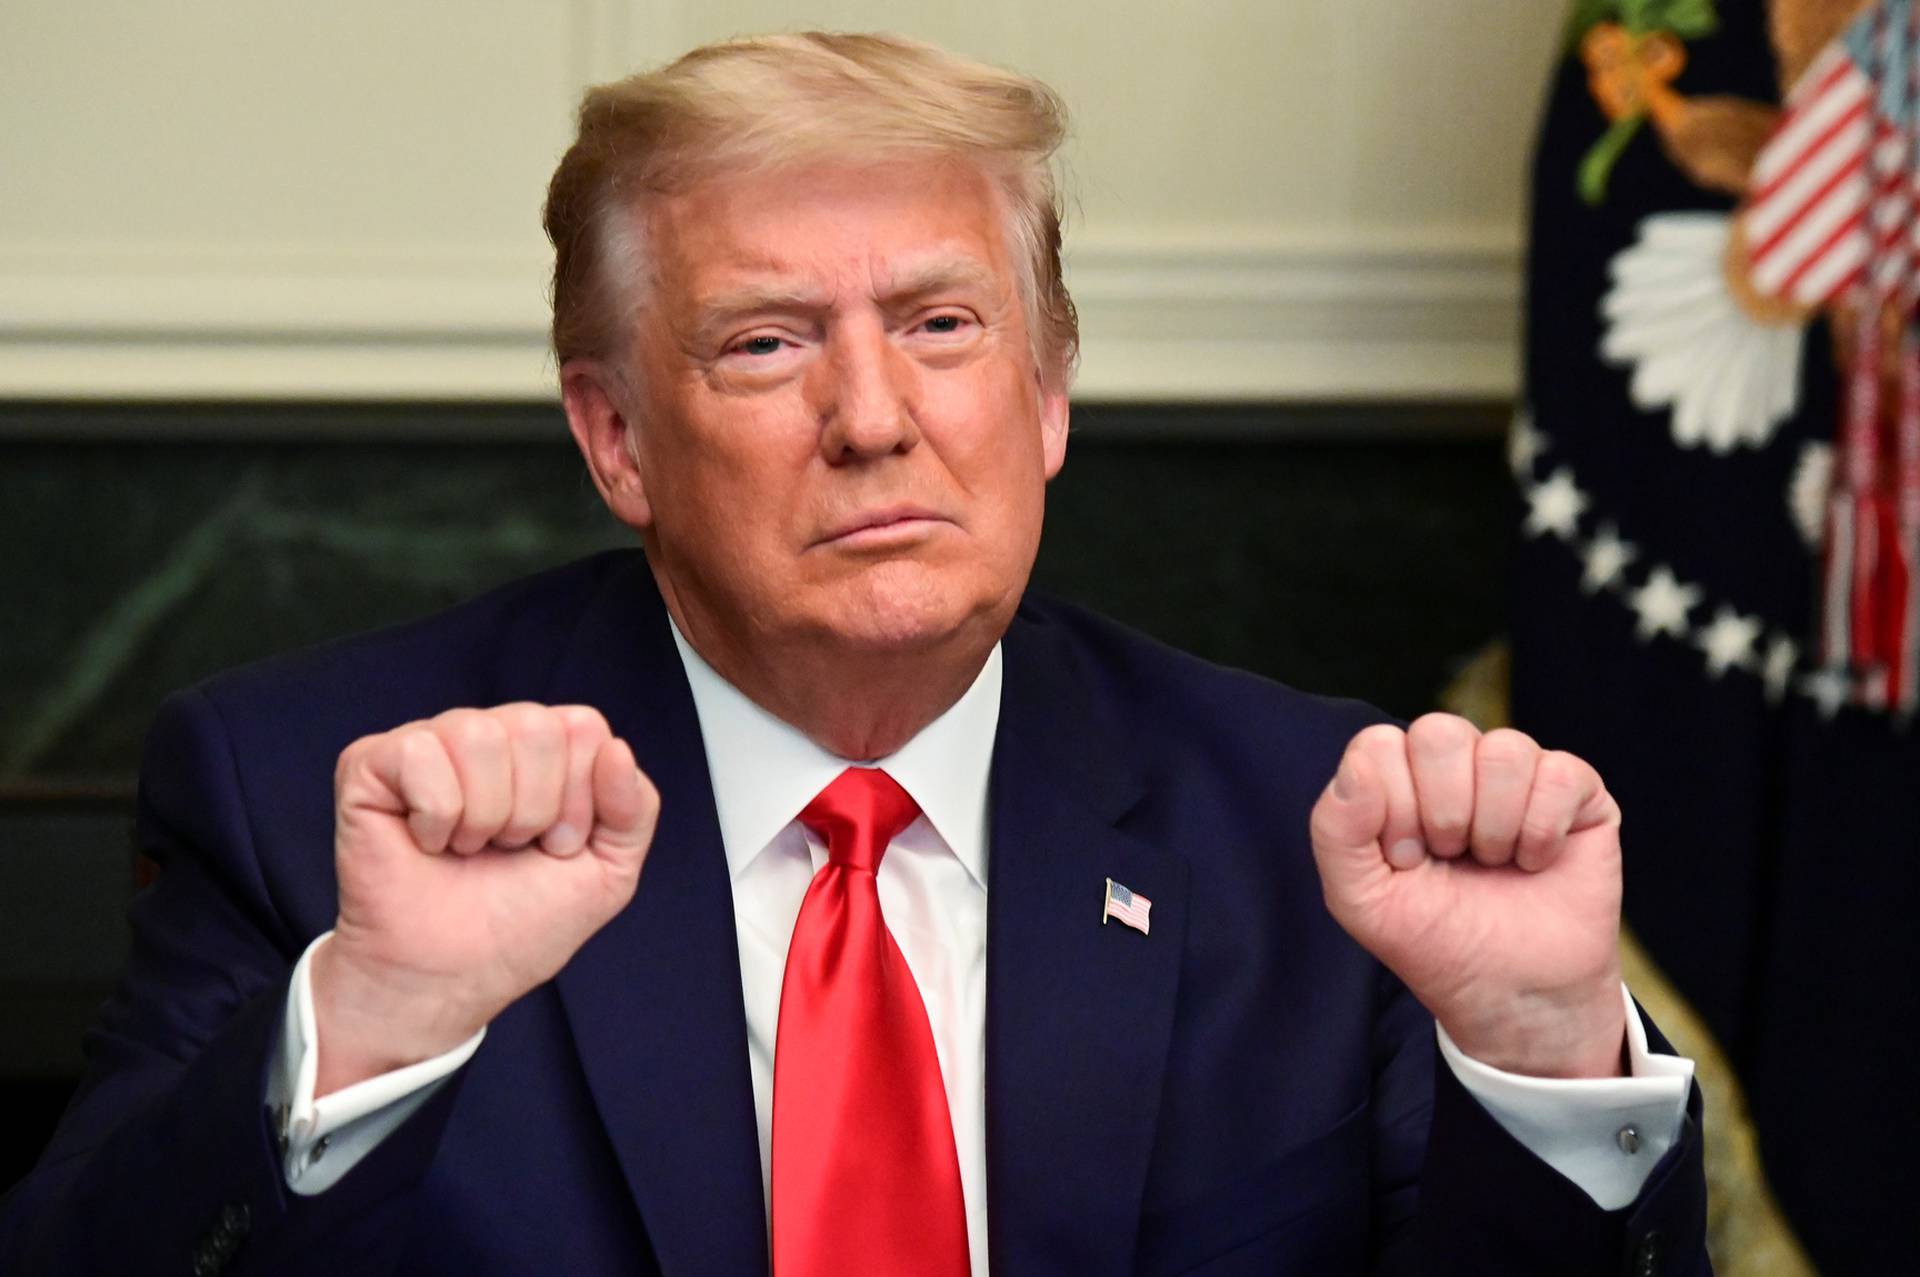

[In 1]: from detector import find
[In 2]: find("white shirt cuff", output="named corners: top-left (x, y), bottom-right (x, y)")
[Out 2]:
top-left (265, 931), bottom-right (485, 1195)
top-left (1434, 983), bottom-right (1693, 1210)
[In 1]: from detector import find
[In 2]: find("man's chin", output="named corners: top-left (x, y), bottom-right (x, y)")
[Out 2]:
top-left (813, 606), bottom-right (979, 655)
top-left (802, 574), bottom-right (1015, 658)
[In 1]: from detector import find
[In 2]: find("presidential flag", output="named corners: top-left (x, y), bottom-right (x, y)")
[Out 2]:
top-left (1744, 3), bottom-right (1920, 307)
top-left (1743, 0), bottom-right (1920, 719)
top-left (1516, 3), bottom-right (1920, 1271)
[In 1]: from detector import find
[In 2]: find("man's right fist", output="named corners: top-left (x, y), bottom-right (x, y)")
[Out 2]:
top-left (312, 703), bottom-right (659, 1096)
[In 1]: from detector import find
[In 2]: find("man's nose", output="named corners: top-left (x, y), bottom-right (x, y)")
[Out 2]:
top-left (813, 321), bottom-right (922, 463)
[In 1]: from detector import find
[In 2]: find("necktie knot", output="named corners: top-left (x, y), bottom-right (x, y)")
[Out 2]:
top-left (797, 767), bottom-right (920, 873)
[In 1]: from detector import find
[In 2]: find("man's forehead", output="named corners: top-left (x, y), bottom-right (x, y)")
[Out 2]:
top-left (650, 225), bottom-right (1014, 319)
top-left (683, 249), bottom-right (1007, 301)
top-left (646, 159), bottom-right (1013, 276)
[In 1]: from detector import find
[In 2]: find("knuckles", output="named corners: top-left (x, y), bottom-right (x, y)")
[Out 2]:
top-left (425, 703), bottom-right (613, 768)
top-left (437, 708), bottom-right (512, 758)
top-left (334, 703), bottom-right (622, 808)
top-left (1474, 727), bottom-right (1540, 771)
top-left (1530, 750), bottom-right (1585, 796)
top-left (554, 703), bottom-right (612, 743)
top-left (1348, 722), bottom-right (1408, 760)
top-left (393, 726), bottom-right (444, 767)
top-left (495, 701), bottom-right (567, 751)
top-left (1406, 712), bottom-right (1479, 755)
top-left (1329, 718), bottom-right (1624, 850)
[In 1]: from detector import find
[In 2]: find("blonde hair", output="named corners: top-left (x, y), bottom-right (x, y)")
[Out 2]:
top-left (542, 31), bottom-right (1078, 388)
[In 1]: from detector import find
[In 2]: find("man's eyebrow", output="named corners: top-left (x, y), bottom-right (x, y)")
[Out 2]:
top-left (878, 256), bottom-right (1002, 304)
top-left (685, 256), bottom-right (1003, 337)
top-left (689, 284), bottom-right (835, 330)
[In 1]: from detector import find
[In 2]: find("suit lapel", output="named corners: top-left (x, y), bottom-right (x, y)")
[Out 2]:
top-left (986, 605), bottom-right (1188, 1276)
top-left (546, 557), bottom-right (769, 1277)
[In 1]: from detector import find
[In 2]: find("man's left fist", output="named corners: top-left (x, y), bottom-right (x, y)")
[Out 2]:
top-left (1308, 714), bottom-right (1629, 1079)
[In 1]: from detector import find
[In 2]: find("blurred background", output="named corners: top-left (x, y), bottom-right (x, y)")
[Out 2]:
top-left (1, 1), bottom-right (1909, 1272)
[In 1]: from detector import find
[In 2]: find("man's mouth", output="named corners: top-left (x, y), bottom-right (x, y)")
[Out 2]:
top-left (813, 505), bottom-right (951, 548)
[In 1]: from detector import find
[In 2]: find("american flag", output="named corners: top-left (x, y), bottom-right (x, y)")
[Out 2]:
top-left (1745, 1), bottom-right (1920, 308)
top-left (1103, 878), bottom-right (1151, 935)
top-left (1745, 0), bottom-right (1920, 716)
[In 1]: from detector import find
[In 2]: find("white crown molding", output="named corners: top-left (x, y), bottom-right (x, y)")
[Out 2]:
top-left (1065, 237), bottom-right (1519, 401)
top-left (0, 236), bottom-right (1520, 406)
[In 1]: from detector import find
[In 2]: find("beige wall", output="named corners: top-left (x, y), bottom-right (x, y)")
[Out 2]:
top-left (0, 0), bottom-right (1564, 403)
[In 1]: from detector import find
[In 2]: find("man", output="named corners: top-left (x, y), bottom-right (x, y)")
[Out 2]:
top-left (0, 32), bottom-right (1706, 1276)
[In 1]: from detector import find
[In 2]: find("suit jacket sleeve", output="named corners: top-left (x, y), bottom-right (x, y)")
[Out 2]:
top-left (1370, 961), bottom-right (1710, 1276)
top-left (0, 688), bottom-right (467, 1277)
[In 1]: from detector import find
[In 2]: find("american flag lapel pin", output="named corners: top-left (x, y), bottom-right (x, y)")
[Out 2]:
top-left (1103, 877), bottom-right (1151, 936)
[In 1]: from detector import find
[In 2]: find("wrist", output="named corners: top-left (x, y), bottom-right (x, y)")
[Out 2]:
top-left (1439, 981), bottom-right (1629, 1080)
top-left (309, 935), bottom-right (491, 1097)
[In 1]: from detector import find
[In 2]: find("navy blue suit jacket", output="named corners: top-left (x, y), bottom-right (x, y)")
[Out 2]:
top-left (1, 551), bottom-right (1707, 1275)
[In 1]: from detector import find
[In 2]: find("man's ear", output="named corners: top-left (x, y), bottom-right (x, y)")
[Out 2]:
top-left (561, 359), bottom-right (653, 532)
top-left (1039, 371), bottom-right (1071, 480)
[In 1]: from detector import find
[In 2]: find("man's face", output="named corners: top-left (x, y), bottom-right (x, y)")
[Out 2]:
top-left (606, 157), bottom-right (1069, 666)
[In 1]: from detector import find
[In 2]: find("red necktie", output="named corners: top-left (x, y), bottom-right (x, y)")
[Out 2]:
top-left (771, 767), bottom-right (970, 1277)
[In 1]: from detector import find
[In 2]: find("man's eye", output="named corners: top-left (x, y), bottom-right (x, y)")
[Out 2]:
top-left (923, 314), bottom-right (965, 334)
top-left (733, 335), bottom-right (785, 356)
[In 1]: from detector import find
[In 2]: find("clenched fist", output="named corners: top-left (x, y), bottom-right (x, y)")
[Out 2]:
top-left (1309, 714), bottom-right (1627, 1079)
top-left (313, 703), bottom-right (659, 1096)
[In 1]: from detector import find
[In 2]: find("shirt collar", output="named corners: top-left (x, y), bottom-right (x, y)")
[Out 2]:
top-left (668, 618), bottom-right (1000, 891)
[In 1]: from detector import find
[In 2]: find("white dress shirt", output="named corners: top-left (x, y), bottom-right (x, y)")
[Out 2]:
top-left (270, 624), bottom-right (1694, 1266)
